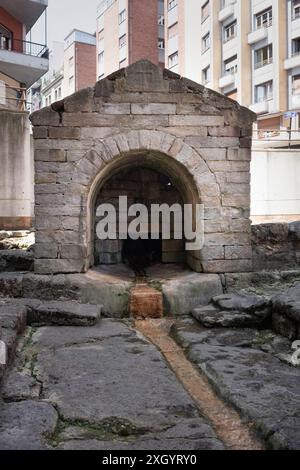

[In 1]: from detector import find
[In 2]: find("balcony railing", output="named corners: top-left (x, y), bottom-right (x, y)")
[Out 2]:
top-left (0, 84), bottom-right (27, 111)
top-left (254, 57), bottom-right (273, 70)
top-left (0, 38), bottom-right (48, 58)
top-left (254, 20), bottom-right (272, 31)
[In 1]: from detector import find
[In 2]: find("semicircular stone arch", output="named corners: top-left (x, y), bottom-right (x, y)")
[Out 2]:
top-left (80, 130), bottom-right (221, 271)
top-left (31, 60), bottom-right (254, 275)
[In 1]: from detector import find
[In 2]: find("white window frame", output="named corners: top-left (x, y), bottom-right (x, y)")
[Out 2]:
top-left (168, 0), bottom-right (177, 12)
top-left (254, 44), bottom-right (273, 69)
top-left (202, 65), bottom-right (210, 84)
top-left (119, 9), bottom-right (126, 24)
top-left (168, 52), bottom-right (178, 69)
top-left (292, 0), bottom-right (300, 20)
top-left (202, 32), bottom-right (210, 53)
top-left (255, 8), bottom-right (272, 30)
top-left (224, 21), bottom-right (237, 43)
top-left (255, 81), bottom-right (273, 103)
top-left (224, 55), bottom-right (238, 75)
top-left (201, 1), bottom-right (210, 23)
top-left (119, 34), bottom-right (126, 49)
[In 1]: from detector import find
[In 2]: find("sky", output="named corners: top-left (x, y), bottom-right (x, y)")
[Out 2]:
top-left (30, 0), bottom-right (99, 49)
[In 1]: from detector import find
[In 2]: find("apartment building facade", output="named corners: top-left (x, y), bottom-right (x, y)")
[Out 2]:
top-left (40, 30), bottom-right (96, 109)
top-left (0, 0), bottom-right (48, 110)
top-left (0, 0), bottom-right (49, 230)
top-left (96, 0), bottom-right (165, 79)
top-left (165, 0), bottom-right (300, 138)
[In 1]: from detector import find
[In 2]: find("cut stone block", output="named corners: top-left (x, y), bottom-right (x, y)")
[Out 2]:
top-left (26, 300), bottom-right (102, 326)
top-left (130, 284), bottom-right (163, 319)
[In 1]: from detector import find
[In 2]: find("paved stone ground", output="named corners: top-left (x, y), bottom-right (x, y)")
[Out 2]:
top-left (171, 318), bottom-right (300, 450)
top-left (0, 319), bottom-right (224, 450)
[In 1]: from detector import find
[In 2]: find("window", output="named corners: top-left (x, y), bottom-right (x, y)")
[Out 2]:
top-left (45, 97), bottom-right (48, 106)
top-left (158, 39), bottom-right (165, 50)
top-left (255, 8), bottom-right (272, 29)
top-left (119, 34), bottom-right (126, 49)
top-left (168, 52), bottom-right (178, 68)
top-left (224, 20), bottom-right (237, 43)
top-left (224, 55), bottom-right (238, 75)
top-left (69, 76), bottom-right (74, 88)
top-left (292, 37), bottom-right (300, 56)
top-left (119, 9), bottom-right (126, 24)
top-left (98, 51), bottom-right (104, 68)
top-left (254, 44), bottom-right (273, 69)
top-left (69, 56), bottom-right (74, 69)
top-left (202, 65), bottom-right (210, 84)
top-left (201, 1), bottom-right (210, 22)
top-left (119, 59), bottom-right (126, 69)
top-left (292, 74), bottom-right (300, 95)
top-left (202, 32), bottom-right (210, 52)
top-left (58, 87), bottom-right (62, 99)
top-left (168, 0), bottom-right (177, 11)
top-left (98, 36), bottom-right (104, 51)
top-left (168, 22), bottom-right (178, 39)
top-left (0, 24), bottom-right (12, 50)
top-left (55, 89), bottom-right (58, 101)
top-left (293, 0), bottom-right (300, 20)
top-left (255, 81), bottom-right (273, 103)
top-left (158, 15), bottom-right (165, 26)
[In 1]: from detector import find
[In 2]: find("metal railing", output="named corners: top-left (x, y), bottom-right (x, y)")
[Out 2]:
top-left (0, 84), bottom-right (27, 111)
top-left (254, 19), bottom-right (272, 31)
top-left (254, 57), bottom-right (273, 69)
top-left (0, 38), bottom-right (48, 58)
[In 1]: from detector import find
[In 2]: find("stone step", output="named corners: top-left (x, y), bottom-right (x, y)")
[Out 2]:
top-left (24, 299), bottom-right (102, 327)
top-left (192, 293), bottom-right (271, 328)
top-left (0, 250), bottom-right (33, 273)
top-left (0, 303), bottom-right (27, 381)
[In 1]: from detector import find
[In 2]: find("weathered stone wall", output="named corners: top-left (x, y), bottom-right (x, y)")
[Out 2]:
top-left (30, 60), bottom-right (256, 275)
top-left (252, 222), bottom-right (300, 271)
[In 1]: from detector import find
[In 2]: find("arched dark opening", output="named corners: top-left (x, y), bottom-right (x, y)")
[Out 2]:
top-left (94, 166), bottom-right (185, 273)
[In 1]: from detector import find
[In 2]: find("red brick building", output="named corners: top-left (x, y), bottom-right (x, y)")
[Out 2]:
top-left (96, 0), bottom-right (165, 79)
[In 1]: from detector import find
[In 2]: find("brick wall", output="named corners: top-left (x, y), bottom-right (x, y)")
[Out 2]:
top-left (129, 0), bottom-right (159, 65)
top-left (75, 42), bottom-right (97, 91)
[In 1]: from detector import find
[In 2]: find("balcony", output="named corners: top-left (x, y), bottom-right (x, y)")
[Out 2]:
top-left (250, 100), bottom-right (269, 115)
top-left (219, 2), bottom-right (236, 22)
top-left (0, 83), bottom-right (27, 111)
top-left (254, 57), bottom-right (273, 70)
top-left (219, 71), bottom-right (236, 89)
top-left (248, 26), bottom-right (269, 45)
top-left (284, 52), bottom-right (300, 70)
top-left (0, 0), bottom-right (48, 33)
top-left (0, 39), bottom-right (49, 87)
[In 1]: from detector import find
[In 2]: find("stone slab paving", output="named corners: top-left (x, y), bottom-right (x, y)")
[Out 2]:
top-left (171, 318), bottom-right (300, 450)
top-left (0, 319), bottom-right (223, 450)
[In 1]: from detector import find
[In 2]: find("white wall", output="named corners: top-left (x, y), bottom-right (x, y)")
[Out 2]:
top-left (251, 148), bottom-right (300, 216)
top-left (0, 109), bottom-right (33, 229)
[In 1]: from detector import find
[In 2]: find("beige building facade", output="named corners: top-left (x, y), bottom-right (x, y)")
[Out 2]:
top-left (165, 0), bottom-right (300, 140)
top-left (96, 0), bottom-right (165, 79)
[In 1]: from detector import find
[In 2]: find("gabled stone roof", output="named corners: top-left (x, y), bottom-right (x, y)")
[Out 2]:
top-left (31, 59), bottom-right (256, 128)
